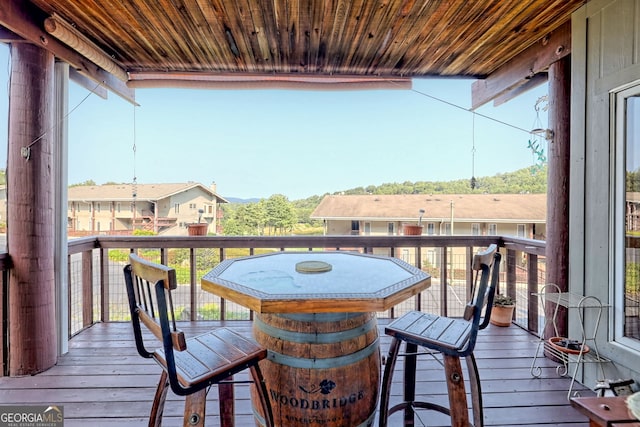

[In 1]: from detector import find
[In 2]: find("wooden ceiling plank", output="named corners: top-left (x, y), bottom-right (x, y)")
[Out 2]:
top-left (325, 0), bottom-right (359, 74)
top-left (471, 20), bottom-right (571, 110)
top-left (369, 0), bottom-right (434, 74)
top-left (26, 0), bottom-right (585, 81)
top-left (342, 0), bottom-right (379, 73)
top-left (231, 0), bottom-right (267, 73)
top-left (348, 1), bottom-right (399, 72)
top-left (202, 0), bottom-right (250, 70)
top-left (441, 1), bottom-right (527, 75)
top-left (401, 0), bottom-right (470, 75)
top-left (247, 1), bottom-right (277, 70)
top-left (0, 0), bottom-right (135, 103)
top-left (307, 0), bottom-right (325, 72)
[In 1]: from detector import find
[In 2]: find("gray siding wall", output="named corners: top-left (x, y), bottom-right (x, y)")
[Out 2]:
top-left (571, 0), bottom-right (640, 387)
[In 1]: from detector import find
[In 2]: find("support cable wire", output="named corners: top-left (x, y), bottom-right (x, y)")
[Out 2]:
top-left (23, 82), bottom-right (101, 155)
top-left (470, 113), bottom-right (477, 189)
top-left (408, 85), bottom-right (535, 135)
top-left (131, 104), bottom-right (138, 224)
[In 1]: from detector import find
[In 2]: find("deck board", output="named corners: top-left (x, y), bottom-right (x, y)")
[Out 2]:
top-left (0, 320), bottom-right (592, 426)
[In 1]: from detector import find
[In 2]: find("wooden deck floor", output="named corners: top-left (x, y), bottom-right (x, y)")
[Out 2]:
top-left (0, 320), bottom-right (593, 426)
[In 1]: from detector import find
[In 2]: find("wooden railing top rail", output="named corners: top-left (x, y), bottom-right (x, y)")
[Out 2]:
top-left (66, 234), bottom-right (545, 256)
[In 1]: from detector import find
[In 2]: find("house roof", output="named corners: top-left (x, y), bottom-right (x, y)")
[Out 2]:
top-left (311, 193), bottom-right (546, 223)
top-left (68, 182), bottom-right (228, 203)
top-left (2, 1), bottom-right (584, 103)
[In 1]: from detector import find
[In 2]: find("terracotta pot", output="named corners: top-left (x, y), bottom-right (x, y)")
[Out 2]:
top-left (403, 224), bottom-right (424, 235)
top-left (187, 223), bottom-right (208, 236)
top-left (490, 305), bottom-right (515, 327)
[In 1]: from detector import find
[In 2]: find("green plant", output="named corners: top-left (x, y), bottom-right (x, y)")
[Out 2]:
top-left (493, 293), bottom-right (515, 307)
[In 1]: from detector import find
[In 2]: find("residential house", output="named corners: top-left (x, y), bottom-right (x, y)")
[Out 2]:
top-left (311, 193), bottom-right (546, 239)
top-left (67, 182), bottom-right (227, 236)
top-left (311, 193), bottom-right (546, 268)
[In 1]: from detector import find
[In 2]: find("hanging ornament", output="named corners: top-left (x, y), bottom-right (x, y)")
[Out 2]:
top-left (528, 96), bottom-right (549, 174)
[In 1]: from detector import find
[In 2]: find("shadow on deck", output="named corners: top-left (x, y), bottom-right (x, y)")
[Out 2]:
top-left (0, 320), bottom-right (592, 426)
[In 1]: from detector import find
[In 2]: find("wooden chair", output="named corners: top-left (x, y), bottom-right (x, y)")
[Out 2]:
top-left (378, 244), bottom-right (501, 427)
top-left (123, 254), bottom-right (273, 427)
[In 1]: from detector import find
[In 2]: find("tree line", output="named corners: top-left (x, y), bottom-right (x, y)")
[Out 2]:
top-left (221, 166), bottom-right (548, 235)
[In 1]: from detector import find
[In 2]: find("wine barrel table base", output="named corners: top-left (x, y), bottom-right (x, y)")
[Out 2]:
top-left (252, 312), bottom-right (380, 427)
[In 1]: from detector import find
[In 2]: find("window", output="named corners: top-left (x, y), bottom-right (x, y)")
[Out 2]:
top-left (489, 224), bottom-right (498, 235)
top-left (615, 84), bottom-right (640, 346)
top-left (444, 223), bottom-right (452, 235)
top-left (364, 222), bottom-right (371, 235)
top-left (426, 223), bottom-right (435, 235)
top-left (426, 250), bottom-right (436, 267)
top-left (88, 203), bottom-right (92, 213)
top-left (96, 203), bottom-right (101, 213)
top-left (189, 203), bottom-right (196, 209)
top-left (174, 203), bottom-right (180, 214)
top-left (471, 223), bottom-right (480, 236)
top-left (351, 221), bottom-right (360, 235)
top-left (116, 202), bottom-right (121, 213)
top-left (76, 203), bottom-right (81, 212)
top-left (387, 222), bottom-right (395, 235)
top-left (517, 224), bottom-right (526, 238)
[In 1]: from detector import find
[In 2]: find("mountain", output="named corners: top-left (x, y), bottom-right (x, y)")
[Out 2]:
top-left (225, 197), bottom-right (261, 204)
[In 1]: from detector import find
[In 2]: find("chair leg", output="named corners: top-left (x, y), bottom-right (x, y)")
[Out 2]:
top-left (149, 370), bottom-right (170, 427)
top-left (402, 342), bottom-right (418, 426)
top-left (378, 338), bottom-right (401, 427)
top-left (443, 355), bottom-right (469, 427)
top-left (465, 354), bottom-right (484, 427)
top-left (218, 378), bottom-right (234, 426)
top-left (249, 364), bottom-right (274, 427)
top-left (184, 389), bottom-right (207, 427)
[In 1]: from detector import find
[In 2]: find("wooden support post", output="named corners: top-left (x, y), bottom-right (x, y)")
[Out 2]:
top-left (545, 56), bottom-right (571, 340)
top-left (82, 251), bottom-right (93, 328)
top-left (528, 253), bottom-right (539, 333)
top-left (7, 43), bottom-right (56, 375)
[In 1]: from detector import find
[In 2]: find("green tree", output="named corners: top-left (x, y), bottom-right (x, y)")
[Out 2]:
top-left (264, 194), bottom-right (296, 235)
top-left (70, 179), bottom-right (96, 187)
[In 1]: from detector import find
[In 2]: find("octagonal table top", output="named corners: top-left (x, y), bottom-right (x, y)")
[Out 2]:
top-left (201, 251), bottom-right (431, 313)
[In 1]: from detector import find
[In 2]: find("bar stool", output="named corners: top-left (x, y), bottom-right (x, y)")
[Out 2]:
top-left (378, 244), bottom-right (501, 427)
top-left (123, 254), bottom-right (274, 427)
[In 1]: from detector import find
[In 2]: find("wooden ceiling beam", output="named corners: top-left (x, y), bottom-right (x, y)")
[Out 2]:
top-left (69, 68), bottom-right (108, 99)
top-left (128, 72), bottom-right (412, 90)
top-left (0, 0), bottom-right (135, 104)
top-left (471, 20), bottom-right (570, 110)
top-left (0, 26), bottom-right (27, 43)
top-left (493, 72), bottom-right (548, 107)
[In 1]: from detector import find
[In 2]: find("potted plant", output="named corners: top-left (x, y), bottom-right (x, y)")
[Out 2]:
top-left (403, 209), bottom-right (425, 235)
top-left (187, 209), bottom-right (208, 236)
top-left (490, 293), bottom-right (515, 327)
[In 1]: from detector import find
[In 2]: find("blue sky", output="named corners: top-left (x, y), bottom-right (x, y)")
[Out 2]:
top-left (0, 44), bottom-right (548, 200)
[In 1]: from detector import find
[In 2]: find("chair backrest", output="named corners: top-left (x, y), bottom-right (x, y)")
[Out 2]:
top-left (123, 253), bottom-right (186, 363)
top-left (460, 244), bottom-right (501, 354)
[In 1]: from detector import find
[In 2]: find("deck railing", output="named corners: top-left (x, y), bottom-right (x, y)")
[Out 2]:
top-left (65, 235), bottom-right (546, 338)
